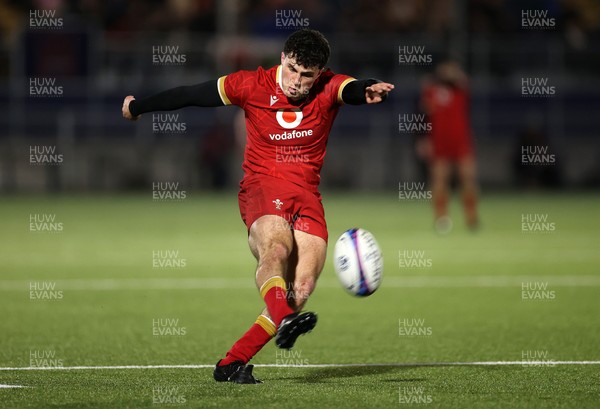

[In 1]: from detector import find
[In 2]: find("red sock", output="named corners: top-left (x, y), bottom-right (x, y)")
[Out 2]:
top-left (219, 315), bottom-right (276, 366)
top-left (260, 276), bottom-right (294, 326)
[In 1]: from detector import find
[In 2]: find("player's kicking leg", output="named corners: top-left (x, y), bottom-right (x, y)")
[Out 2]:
top-left (249, 215), bottom-right (318, 350)
top-left (276, 228), bottom-right (326, 348)
top-left (213, 215), bottom-right (321, 383)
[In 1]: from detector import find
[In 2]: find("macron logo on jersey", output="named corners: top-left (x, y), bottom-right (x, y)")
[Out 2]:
top-left (270, 95), bottom-right (279, 106)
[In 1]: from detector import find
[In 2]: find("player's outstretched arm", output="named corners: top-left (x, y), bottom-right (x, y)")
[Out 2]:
top-left (122, 80), bottom-right (225, 121)
top-left (342, 79), bottom-right (394, 105)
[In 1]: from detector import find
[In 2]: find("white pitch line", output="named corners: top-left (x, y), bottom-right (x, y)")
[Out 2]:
top-left (1, 275), bottom-right (600, 291)
top-left (1, 361), bottom-right (599, 371)
top-left (0, 384), bottom-right (27, 388)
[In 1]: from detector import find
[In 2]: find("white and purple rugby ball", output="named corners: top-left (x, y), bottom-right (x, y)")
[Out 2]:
top-left (333, 228), bottom-right (383, 297)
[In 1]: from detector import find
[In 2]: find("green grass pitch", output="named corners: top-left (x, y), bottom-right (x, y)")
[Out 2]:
top-left (0, 192), bottom-right (599, 408)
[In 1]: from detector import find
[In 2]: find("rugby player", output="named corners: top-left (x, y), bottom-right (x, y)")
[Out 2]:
top-left (122, 29), bottom-right (393, 383)
top-left (420, 60), bottom-right (479, 232)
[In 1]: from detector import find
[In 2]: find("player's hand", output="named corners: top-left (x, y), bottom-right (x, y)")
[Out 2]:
top-left (122, 95), bottom-right (140, 121)
top-left (365, 82), bottom-right (394, 104)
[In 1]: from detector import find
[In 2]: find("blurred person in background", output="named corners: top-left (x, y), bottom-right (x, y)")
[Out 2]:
top-left (420, 60), bottom-right (479, 233)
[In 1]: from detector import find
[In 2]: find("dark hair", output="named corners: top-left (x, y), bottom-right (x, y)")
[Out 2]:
top-left (283, 29), bottom-right (330, 69)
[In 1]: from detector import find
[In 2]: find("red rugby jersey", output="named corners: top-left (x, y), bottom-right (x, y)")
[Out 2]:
top-left (422, 84), bottom-right (473, 150)
top-left (217, 65), bottom-right (354, 192)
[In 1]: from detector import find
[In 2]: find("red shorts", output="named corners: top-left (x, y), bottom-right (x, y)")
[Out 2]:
top-left (238, 174), bottom-right (328, 243)
top-left (432, 137), bottom-right (473, 160)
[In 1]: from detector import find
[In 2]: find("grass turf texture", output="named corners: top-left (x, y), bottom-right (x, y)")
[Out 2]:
top-left (0, 192), bottom-right (599, 408)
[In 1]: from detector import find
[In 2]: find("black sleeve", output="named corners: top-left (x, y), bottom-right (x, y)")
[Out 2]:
top-left (341, 78), bottom-right (386, 105)
top-left (128, 80), bottom-right (224, 116)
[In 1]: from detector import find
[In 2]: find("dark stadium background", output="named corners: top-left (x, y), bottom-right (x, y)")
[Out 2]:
top-left (1, 0), bottom-right (598, 193)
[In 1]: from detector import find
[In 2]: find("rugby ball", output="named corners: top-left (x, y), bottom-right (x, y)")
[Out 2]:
top-left (333, 228), bottom-right (383, 296)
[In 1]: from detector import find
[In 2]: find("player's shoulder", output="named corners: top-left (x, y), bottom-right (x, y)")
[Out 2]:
top-left (256, 65), bottom-right (278, 85)
top-left (311, 68), bottom-right (354, 104)
top-left (226, 68), bottom-right (256, 81)
top-left (257, 65), bottom-right (278, 76)
top-left (313, 68), bottom-right (351, 92)
top-left (227, 65), bottom-right (276, 85)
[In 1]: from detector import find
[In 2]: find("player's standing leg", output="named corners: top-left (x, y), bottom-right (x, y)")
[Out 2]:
top-left (214, 215), bottom-right (293, 383)
top-left (430, 158), bottom-right (453, 233)
top-left (457, 156), bottom-right (479, 229)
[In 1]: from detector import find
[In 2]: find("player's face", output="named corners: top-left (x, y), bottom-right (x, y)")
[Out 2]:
top-left (280, 52), bottom-right (322, 100)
